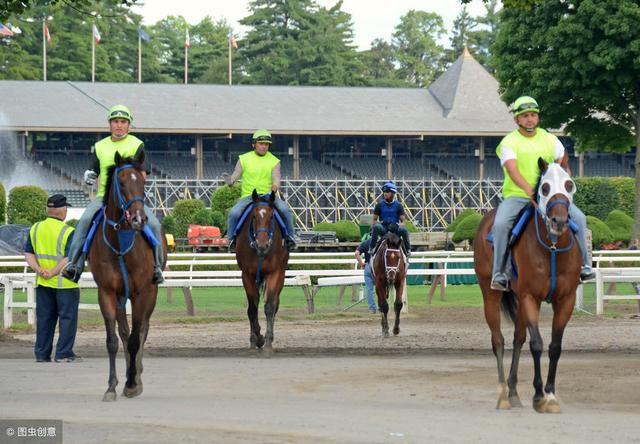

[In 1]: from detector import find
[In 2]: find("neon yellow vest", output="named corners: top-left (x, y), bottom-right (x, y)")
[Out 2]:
top-left (239, 151), bottom-right (280, 197)
top-left (29, 218), bottom-right (78, 289)
top-left (94, 135), bottom-right (143, 197)
top-left (497, 128), bottom-right (558, 199)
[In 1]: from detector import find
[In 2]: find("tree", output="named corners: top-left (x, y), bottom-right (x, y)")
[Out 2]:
top-left (492, 0), bottom-right (640, 238)
top-left (447, 7), bottom-right (477, 65)
top-left (0, 0), bottom-right (137, 21)
top-left (357, 38), bottom-right (407, 87)
top-left (470, 0), bottom-right (500, 70)
top-left (392, 10), bottom-right (446, 87)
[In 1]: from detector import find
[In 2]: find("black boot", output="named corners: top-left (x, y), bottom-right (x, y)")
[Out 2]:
top-left (151, 245), bottom-right (165, 284)
top-left (61, 251), bottom-right (86, 283)
top-left (228, 238), bottom-right (236, 253)
top-left (490, 272), bottom-right (509, 291)
top-left (285, 237), bottom-right (297, 251)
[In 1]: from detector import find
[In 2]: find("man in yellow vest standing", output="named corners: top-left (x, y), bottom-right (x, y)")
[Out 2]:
top-left (62, 105), bottom-right (164, 284)
top-left (24, 194), bottom-right (81, 363)
top-left (223, 129), bottom-right (297, 251)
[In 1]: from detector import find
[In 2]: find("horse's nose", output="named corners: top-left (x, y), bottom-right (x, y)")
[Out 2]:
top-left (131, 210), bottom-right (145, 230)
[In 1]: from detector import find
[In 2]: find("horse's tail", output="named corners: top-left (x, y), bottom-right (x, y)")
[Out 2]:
top-left (500, 290), bottom-right (518, 325)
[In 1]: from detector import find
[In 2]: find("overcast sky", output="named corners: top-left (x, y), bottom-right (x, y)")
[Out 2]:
top-left (131, 0), bottom-right (493, 50)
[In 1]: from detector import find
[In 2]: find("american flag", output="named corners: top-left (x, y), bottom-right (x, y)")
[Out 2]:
top-left (44, 23), bottom-right (51, 43)
top-left (185, 28), bottom-right (190, 48)
top-left (92, 24), bottom-right (101, 44)
top-left (0, 22), bottom-right (14, 37)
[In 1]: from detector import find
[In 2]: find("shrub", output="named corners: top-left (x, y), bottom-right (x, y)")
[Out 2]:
top-left (312, 222), bottom-right (334, 232)
top-left (587, 215), bottom-right (614, 248)
top-left (211, 185), bottom-right (241, 215)
top-left (610, 177), bottom-right (634, 218)
top-left (404, 219), bottom-right (418, 233)
top-left (605, 209), bottom-right (633, 243)
top-left (193, 208), bottom-right (215, 226)
top-left (0, 182), bottom-right (5, 225)
top-left (446, 209), bottom-right (479, 232)
top-left (333, 220), bottom-right (360, 242)
top-left (161, 215), bottom-right (176, 235)
top-left (452, 213), bottom-right (482, 243)
top-left (7, 186), bottom-right (48, 225)
top-left (171, 199), bottom-right (206, 237)
top-left (211, 210), bottom-right (226, 234)
top-left (573, 177), bottom-right (618, 220)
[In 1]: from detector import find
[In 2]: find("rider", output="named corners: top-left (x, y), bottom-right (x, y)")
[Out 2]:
top-left (368, 181), bottom-right (411, 257)
top-left (223, 129), bottom-right (297, 251)
top-left (490, 95), bottom-right (594, 291)
top-left (62, 105), bottom-right (165, 284)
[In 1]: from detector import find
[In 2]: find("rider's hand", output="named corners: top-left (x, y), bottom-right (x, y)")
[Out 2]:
top-left (222, 172), bottom-right (233, 186)
top-left (84, 169), bottom-right (98, 185)
top-left (271, 184), bottom-right (279, 193)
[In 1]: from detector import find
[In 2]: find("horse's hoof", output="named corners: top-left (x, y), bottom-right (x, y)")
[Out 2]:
top-left (509, 394), bottom-right (523, 408)
top-left (543, 393), bottom-right (561, 413)
top-left (122, 384), bottom-right (143, 398)
top-left (261, 346), bottom-right (274, 357)
top-left (256, 336), bottom-right (265, 349)
top-left (496, 384), bottom-right (511, 410)
top-left (383, 331), bottom-right (390, 338)
top-left (393, 327), bottom-right (400, 336)
top-left (102, 391), bottom-right (117, 402)
top-left (533, 396), bottom-right (547, 413)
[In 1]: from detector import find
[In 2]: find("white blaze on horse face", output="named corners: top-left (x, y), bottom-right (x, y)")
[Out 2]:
top-left (131, 173), bottom-right (137, 181)
top-left (537, 163), bottom-right (575, 216)
top-left (259, 208), bottom-right (267, 219)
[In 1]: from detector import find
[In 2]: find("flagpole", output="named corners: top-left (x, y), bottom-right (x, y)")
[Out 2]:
top-left (42, 19), bottom-right (47, 82)
top-left (138, 33), bottom-right (142, 83)
top-left (184, 44), bottom-right (188, 85)
top-left (228, 32), bottom-right (232, 86)
top-left (91, 24), bottom-right (95, 82)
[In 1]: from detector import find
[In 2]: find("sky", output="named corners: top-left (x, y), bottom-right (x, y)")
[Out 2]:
top-left (131, 0), bottom-right (493, 50)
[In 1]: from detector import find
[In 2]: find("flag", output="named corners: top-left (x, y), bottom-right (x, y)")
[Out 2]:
top-left (0, 22), bottom-right (14, 37)
top-left (92, 24), bottom-right (101, 44)
top-left (44, 23), bottom-right (51, 43)
top-left (185, 28), bottom-right (190, 48)
top-left (230, 35), bottom-right (238, 49)
top-left (138, 28), bottom-right (151, 42)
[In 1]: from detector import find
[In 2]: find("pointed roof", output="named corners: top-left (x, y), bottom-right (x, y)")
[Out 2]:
top-left (429, 46), bottom-right (513, 127)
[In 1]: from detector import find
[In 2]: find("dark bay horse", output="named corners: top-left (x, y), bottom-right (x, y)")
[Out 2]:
top-left (235, 190), bottom-right (290, 352)
top-left (90, 150), bottom-right (166, 401)
top-left (371, 231), bottom-right (407, 337)
top-left (474, 159), bottom-right (581, 413)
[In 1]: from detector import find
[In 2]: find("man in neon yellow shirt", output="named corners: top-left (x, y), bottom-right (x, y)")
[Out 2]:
top-left (490, 96), bottom-right (594, 291)
top-left (62, 105), bottom-right (164, 284)
top-left (224, 129), bottom-right (296, 251)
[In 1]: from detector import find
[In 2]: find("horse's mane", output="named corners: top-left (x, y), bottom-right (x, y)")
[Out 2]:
top-left (383, 231), bottom-right (401, 248)
top-left (103, 158), bottom-right (144, 206)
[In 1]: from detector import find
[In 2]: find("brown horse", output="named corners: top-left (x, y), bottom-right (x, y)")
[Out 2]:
top-left (90, 150), bottom-right (166, 401)
top-left (474, 159), bottom-right (581, 413)
top-left (371, 231), bottom-right (407, 337)
top-left (235, 190), bottom-right (290, 352)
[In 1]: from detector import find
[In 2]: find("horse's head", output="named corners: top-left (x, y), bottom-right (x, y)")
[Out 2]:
top-left (381, 231), bottom-right (404, 283)
top-left (537, 158), bottom-right (575, 236)
top-left (106, 149), bottom-right (147, 231)
top-left (250, 189), bottom-right (276, 257)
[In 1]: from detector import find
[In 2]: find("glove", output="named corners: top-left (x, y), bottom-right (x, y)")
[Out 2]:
top-left (84, 169), bottom-right (98, 185)
top-left (222, 172), bottom-right (233, 186)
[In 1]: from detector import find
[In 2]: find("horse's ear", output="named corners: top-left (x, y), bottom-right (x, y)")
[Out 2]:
top-left (269, 191), bottom-right (276, 203)
top-left (135, 147), bottom-right (145, 166)
top-left (114, 151), bottom-right (122, 166)
top-left (252, 189), bottom-right (259, 202)
top-left (538, 157), bottom-right (548, 172)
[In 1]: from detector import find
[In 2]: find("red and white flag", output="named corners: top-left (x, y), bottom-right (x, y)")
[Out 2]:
top-left (44, 23), bottom-right (51, 43)
top-left (185, 28), bottom-right (191, 48)
top-left (92, 24), bottom-right (101, 44)
top-left (0, 22), bottom-right (14, 37)
top-left (229, 35), bottom-right (238, 49)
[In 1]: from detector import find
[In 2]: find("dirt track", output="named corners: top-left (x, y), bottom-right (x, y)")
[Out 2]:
top-left (2, 307), bottom-right (639, 443)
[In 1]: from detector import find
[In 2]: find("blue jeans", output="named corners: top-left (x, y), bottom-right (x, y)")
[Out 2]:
top-left (227, 195), bottom-right (295, 241)
top-left (66, 197), bottom-right (163, 266)
top-left (364, 262), bottom-right (377, 311)
top-left (370, 224), bottom-right (411, 252)
top-left (491, 197), bottom-right (590, 278)
top-left (35, 286), bottom-right (80, 360)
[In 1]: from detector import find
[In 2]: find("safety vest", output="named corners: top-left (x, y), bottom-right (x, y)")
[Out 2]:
top-left (378, 199), bottom-right (401, 224)
top-left (239, 150), bottom-right (280, 197)
top-left (29, 218), bottom-right (78, 289)
top-left (496, 128), bottom-right (558, 199)
top-left (94, 134), bottom-right (144, 197)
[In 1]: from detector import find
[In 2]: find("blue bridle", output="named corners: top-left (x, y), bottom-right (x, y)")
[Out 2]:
top-left (248, 199), bottom-right (276, 286)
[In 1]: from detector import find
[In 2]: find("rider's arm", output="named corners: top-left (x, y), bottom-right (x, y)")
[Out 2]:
top-left (553, 138), bottom-right (570, 174)
top-left (503, 159), bottom-right (535, 199)
top-left (228, 160), bottom-right (242, 184)
top-left (372, 203), bottom-right (381, 225)
top-left (355, 248), bottom-right (365, 268)
top-left (89, 151), bottom-right (100, 174)
top-left (271, 162), bottom-right (281, 192)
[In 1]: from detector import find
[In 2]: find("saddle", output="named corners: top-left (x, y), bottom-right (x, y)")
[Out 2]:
top-left (83, 206), bottom-right (160, 254)
top-left (233, 201), bottom-right (289, 240)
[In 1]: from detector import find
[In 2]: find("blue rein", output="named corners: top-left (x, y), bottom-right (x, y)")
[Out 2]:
top-left (248, 200), bottom-right (276, 287)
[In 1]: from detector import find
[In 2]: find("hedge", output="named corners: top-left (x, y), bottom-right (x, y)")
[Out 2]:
top-left (446, 209), bottom-right (479, 233)
top-left (171, 199), bottom-right (206, 237)
top-left (573, 177), bottom-right (632, 220)
top-left (452, 213), bottom-right (483, 243)
top-left (605, 209), bottom-right (633, 243)
top-left (586, 215), bottom-right (614, 247)
top-left (0, 182), bottom-right (5, 225)
top-left (312, 220), bottom-right (360, 242)
top-left (404, 219), bottom-right (418, 233)
top-left (161, 215), bottom-right (177, 236)
top-left (211, 184), bottom-right (241, 216)
top-left (7, 186), bottom-right (48, 225)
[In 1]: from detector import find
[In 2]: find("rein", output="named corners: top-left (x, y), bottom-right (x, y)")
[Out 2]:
top-left (248, 200), bottom-right (276, 286)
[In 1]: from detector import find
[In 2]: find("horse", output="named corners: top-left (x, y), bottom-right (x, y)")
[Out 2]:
top-left (235, 189), bottom-right (290, 352)
top-left (89, 150), bottom-right (166, 401)
top-left (371, 231), bottom-right (407, 337)
top-left (473, 159), bottom-right (581, 413)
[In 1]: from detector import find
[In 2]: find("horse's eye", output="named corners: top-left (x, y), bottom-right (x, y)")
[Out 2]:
top-left (542, 183), bottom-right (550, 196)
top-left (564, 180), bottom-right (574, 193)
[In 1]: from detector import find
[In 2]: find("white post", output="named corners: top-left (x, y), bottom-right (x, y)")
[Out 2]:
top-left (27, 280), bottom-right (35, 325)
top-left (91, 29), bottom-right (95, 82)
top-left (138, 34), bottom-right (142, 83)
top-left (42, 20), bottom-right (47, 81)
top-left (228, 33), bottom-right (232, 85)
top-left (184, 45), bottom-right (188, 85)
top-left (596, 269), bottom-right (604, 315)
top-left (2, 278), bottom-right (13, 328)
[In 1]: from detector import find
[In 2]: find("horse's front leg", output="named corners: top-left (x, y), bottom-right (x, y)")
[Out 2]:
top-left (264, 272), bottom-right (284, 352)
top-left (98, 290), bottom-right (119, 402)
top-left (242, 272), bottom-right (263, 349)
top-left (376, 280), bottom-right (389, 337)
top-left (392, 279), bottom-right (404, 336)
top-left (521, 296), bottom-right (545, 412)
top-left (506, 296), bottom-right (527, 408)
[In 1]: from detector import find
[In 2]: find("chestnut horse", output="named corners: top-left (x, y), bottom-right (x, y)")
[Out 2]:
top-left (90, 150), bottom-right (166, 401)
top-left (235, 190), bottom-right (290, 352)
top-left (474, 159), bottom-right (581, 413)
top-left (371, 231), bottom-right (407, 337)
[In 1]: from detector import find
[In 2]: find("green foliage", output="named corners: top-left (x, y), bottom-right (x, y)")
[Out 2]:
top-left (312, 220), bottom-right (360, 241)
top-left (573, 177), bottom-right (618, 221)
top-left (610, 177), bottom-right (635, 218)
top-left (171, 199), bottom-right (205, 237)
top-left (7, 186), bottom-right (47, 225)
top-left (211, 210), bottom-right (226, 234)
top-left (587, 215), bottom-right (614, 247)
top-left (404, 219), bottom-right (418, 233)
top-left (65, 219), bottom-right (77, 228)
top-left (446, 209), bottom-right (479, 232)
top-left (161, 215), bottom-right (177, 236)
top-left (211, 185), bottom-right (241, 215)
top-left (452, 213), bottom-right (482, 243)
top-left (191, 208), bottom-right (226, 233)
top-left (0, 182), bottom-right (5, 225)
top-left (605, 210), bottom-right (633, 243)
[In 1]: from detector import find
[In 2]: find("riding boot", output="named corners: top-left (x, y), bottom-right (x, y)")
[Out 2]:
top-left (228, 237), bottom-right (236, 253)
top-left (285, 236), bottom-right (297, 252)
top-left (61, 251), bottom-right (86, 283)
top-left (580, 265), bottom-right (595, 282)
top-left (151, 244), bottom-right (164, 284)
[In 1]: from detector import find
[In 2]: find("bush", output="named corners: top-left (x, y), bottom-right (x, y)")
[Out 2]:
top-left (404, 219), bottom-right (419, 233)
top-left (211, 185), bottom-right (241, 215)
top-left (7, 186), bottom-right (48, 225)
top-left (446, 209), bottom-right (479, 232)
top-left (452, 213), bottom-right (482, 243)
top-left (605, 209), bottom-right (633, 243)
top-left (0, 182), bottom-right (5, 225)
top-left (211, 210), bottom-right (226, 234)
top-left (193, 208), bottom-right (215, 226)
top-left (333, 220), bottom-right (360, 242)
top-left (171, 199), bottom-right (206, 237)
top-left (574, 177), bottom-right (619, 220)
top-left (161, 215), bottom-right (177, 235)
top-left (610, 177), bottom-right (634, 218)
top-left (587, 215), bottom-right (614, 248)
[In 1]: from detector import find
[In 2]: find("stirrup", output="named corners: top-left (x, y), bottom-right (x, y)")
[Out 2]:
top-left (490, 273), bottom-right (509, 291)
top-left (151, 267), bottom-right (164, 284)
top-left (228, 238), bottom-right (236, 253)
top-left (285, 238), bottom-right (297, 252)
top-left (62, 263), bottom-right (82, 283)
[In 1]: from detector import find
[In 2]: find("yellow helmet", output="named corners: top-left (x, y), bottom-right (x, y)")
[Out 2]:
top-left (108, 104), bottom-right (133, 122)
